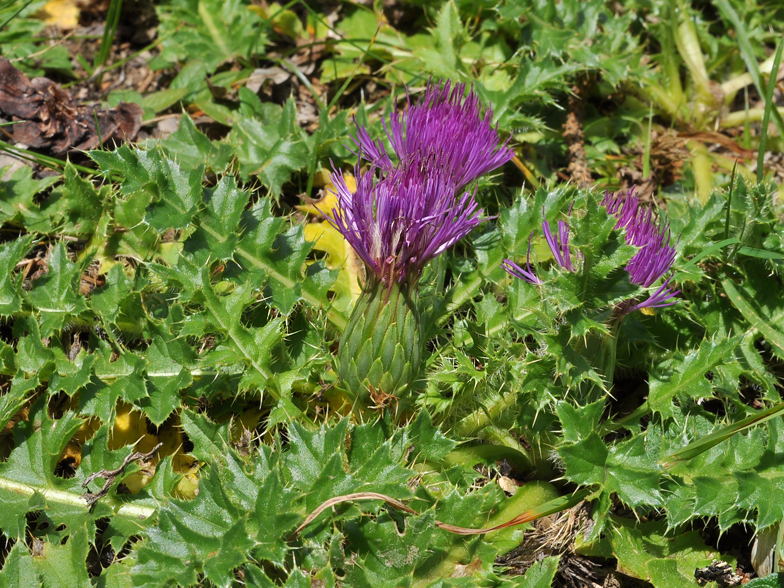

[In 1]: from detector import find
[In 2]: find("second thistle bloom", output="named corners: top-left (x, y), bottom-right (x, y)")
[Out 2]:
top-left (602, 188), bottom-right (679, 313)
top-left (502, 188), bottom-right (679, 315)
top-left (351, 79), bottom-right (514, 191)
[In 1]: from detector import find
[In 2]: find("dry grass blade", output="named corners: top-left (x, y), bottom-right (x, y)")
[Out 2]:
top-left (289, 492), bottom-right (417, 539)
top-left (678, 131), bottom-right (756, 159)
top-left (435, 489), bottom-right (591, 536)
top-left (291, 489), bottom-right (592, 539)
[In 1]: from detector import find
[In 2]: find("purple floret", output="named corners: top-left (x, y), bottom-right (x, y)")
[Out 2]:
top-left (624, 229), bottom-right (676, 288)
top-left (351, 79), bottom-right (515, 190)
top-left (503, 219), bottom-right (576, 285)
top-left (503, 234), bottom-right (542, 285)
top-left (543, 220), bottom-right (576, 272)
top-left (621, 277), bottom-right (681, 314)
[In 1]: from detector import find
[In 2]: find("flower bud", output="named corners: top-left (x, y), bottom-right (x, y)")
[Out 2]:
top-left (337, 281), bottom-right (423, 404)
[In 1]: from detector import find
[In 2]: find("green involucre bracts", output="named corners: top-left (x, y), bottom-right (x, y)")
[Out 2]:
top-left (338, 280), bottom-right (424, 402)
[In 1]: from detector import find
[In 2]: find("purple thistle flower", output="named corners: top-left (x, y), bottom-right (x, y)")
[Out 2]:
top-left (351, 79), bottom-right (514, 190)
top-left (327, 164), bottom-right (484, 286)
top-left (323, 80), bottom-right (512, 288)
top-left (504, 187), bottom-right (679, 315)
top-left (503, 234), bottom-right (542, 285)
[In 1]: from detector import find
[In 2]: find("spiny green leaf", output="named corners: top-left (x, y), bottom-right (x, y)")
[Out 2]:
top-left (0, 165), bottom-right (60, 229)
top-left (184, 175), bottom-right (249, 263)
top-left (160, 113), bottom-right (234, 173)
top-left (154, 0), bottom-right (266, 73)
top-left (648, 338), bottom-right (740, 417)
top-left (0, 398), bottom-right (85, 539)
top-left (200, 274), bottom-right (284, 393)
top-left (91, 146), bottom-right (204, 232)
top-left (582, 517), bottom-right (729, 587)
top-left (131, 468), bottom-right (256, 588)
top-left (512, 556), bottom-right (560, 588)
top-left (30, 526), bottom-right (91, 588)
top-left (49, 347), bottom-right (96, 397)
top-left (0, 235), bottom-right (33, 317)
top-left (47, 164), bottom-right (106, 236)
top-left (560, 432), bottom-right (662, 507)
top-left (26, 242), bottom-right (89, 336)
top-left (557, 399), bottom-right (605, 443)
top-left (230, 93), bottom-right (308, 196)
top-left (0, 542), bottom-right (38, 588)
top-left (409, 410), bottom-right (456, 462)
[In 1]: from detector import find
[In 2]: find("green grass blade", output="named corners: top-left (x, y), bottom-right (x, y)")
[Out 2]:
top-left (94, 0), bottom-right (123, 68)
top-left (737, 246), bottom-right (784, 260)
top-left (0, 0), bottom-right (34, 31)
top-left (756, 40), bottom-right (784, 183)
top-left (672, 237), bottom-right (739, 279)
top-left (0, 140), bottom-right (95, 175)
top-left (642, 103), bottom-right (653, 179)
top-left (715, 0), bottom-right (784, 148)
top-left (661, 401), bottom-right (784, 468)
top-left (724, 160), bottom-right (737, 241)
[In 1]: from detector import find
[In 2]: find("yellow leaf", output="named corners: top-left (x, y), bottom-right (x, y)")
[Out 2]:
top-left (247, 5), bottom-right (267, 17)
top-left (300, 172), bottom-right (362, 309)
top-left (36, 0), bottom-right (80, 29)
top-left (304, 222), bottom-right (348, 269)
top-left (304, 220), bottom-right (364, 310)
top-left (298, 172), bottom-right (356, 220)
top-left (174, 472), bottom-right (200, 499)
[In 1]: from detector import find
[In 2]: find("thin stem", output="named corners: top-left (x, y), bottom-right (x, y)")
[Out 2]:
top-left (0, 476), bottom-right (156, 520)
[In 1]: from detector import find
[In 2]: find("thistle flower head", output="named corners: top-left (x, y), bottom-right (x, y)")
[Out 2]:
top-left (327, 79), bottom-right (513, 289)
top-left (351, 79), bottom-right (514, 190)
top-left (330, 80), bottom-right (512, 403)
top-left (328, 164), bottom-right (483, 287)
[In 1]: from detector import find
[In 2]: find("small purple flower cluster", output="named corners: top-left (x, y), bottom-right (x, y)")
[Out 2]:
top-left (602, 188), bottom-right (679, 314)
top-left (503, 187), bottom-right (679, 314)
top-left (327, 80), bottom-right (514, 287)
